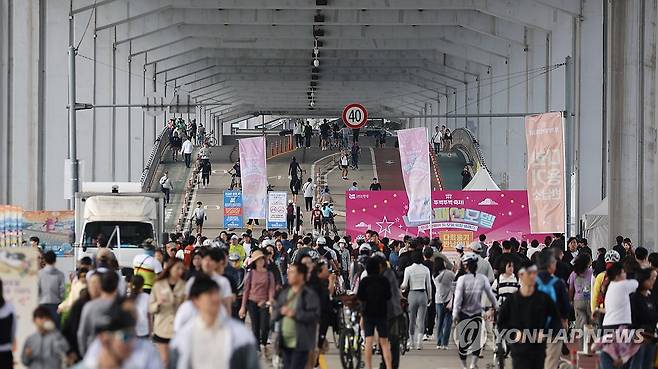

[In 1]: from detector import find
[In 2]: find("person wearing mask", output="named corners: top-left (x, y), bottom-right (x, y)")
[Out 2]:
top-left (401, 250), bottom-right (432, 350)
top-left (452, 253), bottom-right (498, 369)
top-left (132, 240), bottom-right (162, 294)
top-left (77, 271), bottom-right (119, 356)
top-left (181, 136), bottom-right (194, 168)
top-left (358, 257), bottom-right (393, 369)
top-left (497, 260), bottom-right (560, 369)
top-left (37, 251), bottom-right (66, 328)
top-left (149, 259), bottom-right (186, 366)
top-left (596, 262), bottom-right (639, 369)
top-left (228, 235), bottom-right (246, 267)
top-left (433, 258), bottom-right (455, 350)
top-left (568, 253), bottom-right (593, 331)
top-left (273, 262), bottom-right (321, 369)
top-left (369, 178), bottom-right (382, 191)
top-left (239, 249), bottom-right (276, 353)
top-left (159, 171), bottom-right (173, 205)
top-left (535, 249), bottom-right (570, 369)
top-left (169, 275), bottom-right (260, 369)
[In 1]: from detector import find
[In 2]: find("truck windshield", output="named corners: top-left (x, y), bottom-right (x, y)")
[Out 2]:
top-left (81, 221), bottom-right (154, 248)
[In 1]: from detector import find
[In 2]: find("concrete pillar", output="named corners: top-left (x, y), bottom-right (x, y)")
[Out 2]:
top-left (607, 0), bottom-right (658, 248)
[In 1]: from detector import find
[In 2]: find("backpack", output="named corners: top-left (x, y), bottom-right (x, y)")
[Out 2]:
top-left (535, 275), bottom-right (558, 302)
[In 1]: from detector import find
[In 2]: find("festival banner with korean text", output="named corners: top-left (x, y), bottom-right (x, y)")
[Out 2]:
top-left (346, 190), bottom-right (543, 251)
top-left (223, 190), bottom-right (244, 228)
top-left (239, 136), bottom-right (268, 219)
top-left (1, 247), bottom-right (39, 369)
top-left (0, 205), bottom-right (23, 247)
top-left (397, 128), bottom-right (432, 224)
top-left (267, 191), bottom-right (288, 229)
top-left (525, 112), bottom-right (566, 233)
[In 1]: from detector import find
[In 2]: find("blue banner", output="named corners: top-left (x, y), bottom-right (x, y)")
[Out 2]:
top-left (223, 191), bottom-right (244, 228)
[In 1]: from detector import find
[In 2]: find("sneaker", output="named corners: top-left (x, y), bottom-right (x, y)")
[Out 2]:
top-left (423, 334), bottom-right (430, 341)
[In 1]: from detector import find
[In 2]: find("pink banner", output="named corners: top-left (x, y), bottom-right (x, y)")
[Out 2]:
top-left (346, 190), bottom-right (546, 252)
top-left (525, 112), bottom-right (566, 233)
top-left (239, 136), bottom-right (268, 219)
top-left (397, 128), bottom-right (432, 223)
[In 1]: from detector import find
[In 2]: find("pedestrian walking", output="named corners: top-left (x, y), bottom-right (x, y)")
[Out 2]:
top-left (240, 249), bottom-right (276, 353)
top-left (181, 137), bottom-right (194, 168)
top-left (452, 252), bottom-right (498, 369)
top-left (358, 257), bottom-right (393, 369)
top-left (149, 259), bottom-right (186, 366)
top-left (369, 178), bottom-right (382, 191)
top-left (159, 171), bottom-right (173, 205)
top-left (200, 159), bottom-right (212, 188)
top-left (132, 239), bottom-right (163, 294)
top-left (497, 260), bottom-right (560, 369)
top-left (304, 122), bottom-right (313, 148)
top-left (302, 178), bottom-right (315, 211)
top-left (340, 151), bottom-right (349, 180)
top-left (37, 251), bottom-right (66, 329)
top-left (192, 201), bottom-right (207, 235)
top-left (351, 142), bottom-right (360, 169)
top-left (400, 250), bottom-right (432, 350)
top-left (273, 262), bottom-right (321, 369)
top-left (170, 132), bottom-right (182, 161)
top-left (433, 258), bottom-right (455, 350)
top-left (432, 126), bottom-right (442, 154)
top-left (21, 306), bottom-right (69, 369)
top-left (567, 253), bottom-right (593, 331)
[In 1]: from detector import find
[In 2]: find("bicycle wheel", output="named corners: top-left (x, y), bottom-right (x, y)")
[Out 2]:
top-left (339, 329), bottom-right (357, 369)
top-left (208, 137), bottom-right (218, 146)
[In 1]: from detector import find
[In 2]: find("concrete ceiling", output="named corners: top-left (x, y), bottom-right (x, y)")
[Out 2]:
top-left (73, 0), bottom-right (578, 117)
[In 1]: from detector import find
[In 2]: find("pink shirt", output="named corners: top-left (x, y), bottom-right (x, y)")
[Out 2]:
top-left (241, 270), bottom-right (275, 308)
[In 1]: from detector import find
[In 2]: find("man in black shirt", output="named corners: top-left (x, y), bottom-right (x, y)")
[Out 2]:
top-left (369, 178), bottom-right (382, 191)
top-left (358, 257), bottom-right (393, 369)
top-left (497, 260), bottom-right (560, 369)
top-left (612, 235), bottom-right (626, 260)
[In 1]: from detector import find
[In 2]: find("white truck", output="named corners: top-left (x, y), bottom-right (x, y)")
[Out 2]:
top-left (74, 182), bottom-right (165, 268)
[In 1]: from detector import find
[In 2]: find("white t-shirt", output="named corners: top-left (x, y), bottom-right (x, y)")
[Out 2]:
top-left (134, 292), bottom-right (150, 337)
top-left (182, 140), bottom-right (194, 154)
top-left (185, 274), bottom-right (232, 300)
top-left (602, 279), bottom-right (639, 326)
top-left (340, 156), bottom-right (348, 166)
top-left (193, 208), bottom-right (206, 221)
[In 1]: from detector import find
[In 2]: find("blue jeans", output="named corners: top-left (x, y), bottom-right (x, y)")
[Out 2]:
top-left (599, 351), bottom-right (616, 369)
top-left (435, 303), bottom-right (452, 346)
top-left (630, 342), bottom-right (656, 369)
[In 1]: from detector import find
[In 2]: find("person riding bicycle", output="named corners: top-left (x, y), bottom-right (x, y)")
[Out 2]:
top-left (321, 202), bottom-right (336, 235)
top-left (197, 123), bottom-right (206, 145)
top-left (228, 161), bottom-right (241, 189)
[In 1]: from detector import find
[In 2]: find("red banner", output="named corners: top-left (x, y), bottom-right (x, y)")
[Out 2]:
top-left (525, 112), bottom-right (566, 233)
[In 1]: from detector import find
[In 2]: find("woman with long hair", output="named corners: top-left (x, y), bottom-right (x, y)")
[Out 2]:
top-left (148, 259), bottom-right (186, 366)
top-left (568, 253), bottom-right (593, 331)
top-left (239, 249), bottom-right (275, 353)
top-left (0, 279), bottom-right (16, 369)
top-left (629, 268), bottom-right (658, 369)
top-left (401, 249), bottom-right (432, 350)
top-left (433, 257), bottom-right (455, 349)
top-left (452, 253), bottom-right (498, 369)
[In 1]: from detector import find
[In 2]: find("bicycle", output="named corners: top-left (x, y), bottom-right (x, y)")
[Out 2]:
top-left (204, 131), bottom-right (218, 146)
top-left (227, 170), bottom-right (241, 190)
top-left (337, 295), bottom-right (363, 369)
top-left (398, 298), bottom-right (410, 356)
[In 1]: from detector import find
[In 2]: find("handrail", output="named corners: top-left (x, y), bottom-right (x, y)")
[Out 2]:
top-left (450, 128), bottom-right (490, 174)
top-left (140, 128), bottom-right (169, 192)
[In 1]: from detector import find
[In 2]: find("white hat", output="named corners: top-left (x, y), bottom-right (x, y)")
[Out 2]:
top-left (461, 252), bottom-right (478, 263)
top-left (316, 236), bottom-right (326, 245)
top-left (468, 241), bottom-right (482, 252)
top-left (455, 243), bottom-right (465, 251)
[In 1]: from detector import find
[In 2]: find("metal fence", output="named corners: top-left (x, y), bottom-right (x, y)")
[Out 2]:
top-left (450, 128), bottom-right (490, 173)
top-left (140, 128), bottom-right (169, 192)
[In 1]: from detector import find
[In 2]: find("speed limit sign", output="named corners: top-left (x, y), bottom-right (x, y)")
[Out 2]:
top-left (342, 103), bottom-right (368, 129)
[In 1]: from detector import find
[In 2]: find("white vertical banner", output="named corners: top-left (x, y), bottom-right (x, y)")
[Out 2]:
top-left (239, 136), bottom-right (268, 219)
top-left (267, 191), bottom-right (288, 229)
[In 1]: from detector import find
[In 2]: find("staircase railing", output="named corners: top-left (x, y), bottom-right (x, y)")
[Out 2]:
top-left (140, 128), bottom-right (169, 192)
top-left (450, 128), bottom-right (490, 174)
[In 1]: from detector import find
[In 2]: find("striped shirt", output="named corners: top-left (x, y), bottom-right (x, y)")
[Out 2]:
top-left (491, 273), bottom-right (520, 305)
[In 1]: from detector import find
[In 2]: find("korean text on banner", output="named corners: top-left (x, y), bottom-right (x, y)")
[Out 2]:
top-left (239, 136), bottom-right (268, 219)
top-left (397, 128), bottom-right (432, 224)
top-left (267, 192), bottom-right (288, 229)
top-left (223, 191), bottom-right (244, 228)
top-left (525, 112), bottom-right (566, 233)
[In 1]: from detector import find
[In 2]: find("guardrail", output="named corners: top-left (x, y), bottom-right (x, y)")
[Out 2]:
top-left (450, 128), bottom-right (490, 174)
top-left (140, 128), bottom-right (169, 192)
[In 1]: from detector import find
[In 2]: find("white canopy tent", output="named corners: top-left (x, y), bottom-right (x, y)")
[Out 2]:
top-left (463, 169), bottom-right (501, 191)
top-left (582, 197), bottom-right (609, 249)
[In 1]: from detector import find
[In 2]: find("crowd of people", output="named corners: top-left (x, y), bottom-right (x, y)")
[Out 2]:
top-left (4, 229), bottom-right (658, 369)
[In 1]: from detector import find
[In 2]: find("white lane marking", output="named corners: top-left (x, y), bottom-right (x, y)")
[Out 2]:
top-left (385, 160), bottom-right (395, 164)
top-left (203, 205), bottom-right (221, 210)
top-left (268, 175), bottom-right (283, 180)
top-left (369, 147), bottom-right (379, 180)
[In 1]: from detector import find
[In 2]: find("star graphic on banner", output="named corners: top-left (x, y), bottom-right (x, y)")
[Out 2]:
top-left (376, 216), bottom-right (395, 238)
